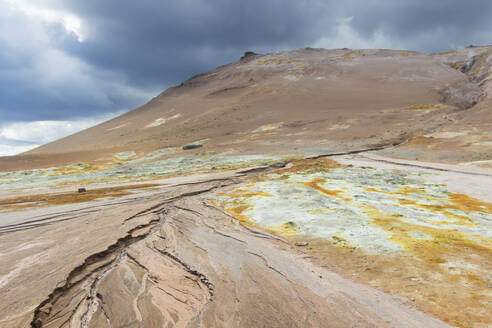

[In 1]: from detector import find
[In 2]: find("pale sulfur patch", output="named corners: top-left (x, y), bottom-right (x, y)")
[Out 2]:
top-left (384, 104), bottom-right (449, 114)
top-left (440, 259), bottom-right (480, 275)
top-left (473, 141), bottom-right (492, 146)
top-left (107, 123), bottom-right (128, 131)
top-left (114, 151), bottom-right (136, 161)
top-left (253, 122), bottom-right (283, 133)
top-left (146, 113), bottom-right (181, 128)
top-left (460, 159), bottom-right (492, 168)
top-left (429, 131), bottom-right (469, 138)
top-left (283, 75), bottom-right (299, 81)
top-left (328, 118), bottom-right (358, 130)
top-left (329, 124), bottom-right (350, 130)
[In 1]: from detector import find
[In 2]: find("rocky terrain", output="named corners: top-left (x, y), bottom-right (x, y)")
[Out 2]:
top-left (0, 46), bottom-right (491, 328)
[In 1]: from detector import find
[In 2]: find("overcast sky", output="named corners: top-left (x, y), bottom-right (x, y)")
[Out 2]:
top-left (1, 0), bottom-right (491, 155)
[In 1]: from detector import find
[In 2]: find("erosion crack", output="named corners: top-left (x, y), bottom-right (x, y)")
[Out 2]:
top-left (30, 213), bottom-right (165, 328)
top-left (123, 179), bottom-right (236, 223)
top-left (153, 247), bottom-right (214, 297)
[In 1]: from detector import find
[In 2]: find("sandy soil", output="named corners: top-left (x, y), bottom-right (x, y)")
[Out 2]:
top-left (0, 169), bottom-right (452, 328)
top-left (1, 46), bottom-right (492, 328)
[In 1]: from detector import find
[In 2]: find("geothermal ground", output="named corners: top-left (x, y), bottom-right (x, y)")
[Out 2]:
top-left (1, 46), bottom-right (492, 327)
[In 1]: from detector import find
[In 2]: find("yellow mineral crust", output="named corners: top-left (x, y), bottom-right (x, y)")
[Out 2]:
top-left (211, 159), bottom-right (492, 328)
top-left (268, 221), bottom-right (300, 236)
top-left (384, 103), bottom-right (450, 113)
top-left (301, 178), bottom-right (352, 201)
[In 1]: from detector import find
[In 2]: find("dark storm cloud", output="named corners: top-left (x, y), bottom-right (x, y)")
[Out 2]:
top-left (1, 0), bottom-right (491, 124)
top-left (342, 0), bottom-right (492, 51)
top-left (61, 0), bottom-right (333, 89)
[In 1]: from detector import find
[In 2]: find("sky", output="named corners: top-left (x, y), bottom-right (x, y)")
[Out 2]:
top-left (0, 0), bottom-right (491, 156)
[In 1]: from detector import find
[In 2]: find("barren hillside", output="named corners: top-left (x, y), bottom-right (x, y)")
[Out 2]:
top-left (2, 46), bottom-right (491, 171)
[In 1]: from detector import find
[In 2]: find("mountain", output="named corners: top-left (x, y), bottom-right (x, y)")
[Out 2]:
top-left (1, 46), bottom-right (491, 171)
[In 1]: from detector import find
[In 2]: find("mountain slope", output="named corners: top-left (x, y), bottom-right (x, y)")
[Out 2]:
top-left (1, 46), bottom-right (490, 171)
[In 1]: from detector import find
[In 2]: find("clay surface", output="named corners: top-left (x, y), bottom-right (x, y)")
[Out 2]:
top-left (1, 46), bottom-right (492, 327)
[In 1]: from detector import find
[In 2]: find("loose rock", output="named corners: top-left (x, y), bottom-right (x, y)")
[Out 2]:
top-left (182, 144), bottom-right (203, 150)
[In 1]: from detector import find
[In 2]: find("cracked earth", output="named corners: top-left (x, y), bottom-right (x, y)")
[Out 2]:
top-left (1, 150), bottom-right (491, 328)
